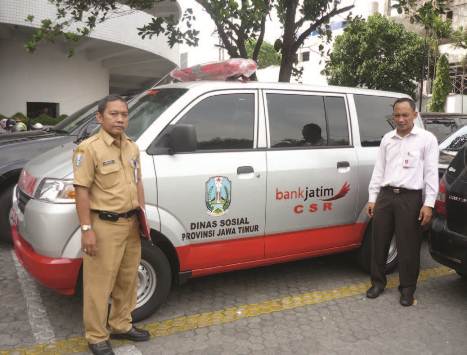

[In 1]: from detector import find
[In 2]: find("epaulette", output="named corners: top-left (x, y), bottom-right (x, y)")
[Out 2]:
top-left (77, 134), bottom-right (99, 149)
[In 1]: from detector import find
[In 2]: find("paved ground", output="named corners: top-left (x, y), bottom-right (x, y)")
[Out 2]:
top-left (1, 241), bottom-right (466, 355)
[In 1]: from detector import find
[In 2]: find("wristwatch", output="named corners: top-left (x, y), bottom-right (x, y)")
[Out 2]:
top-left (81, 224), bottom-right (92, 232)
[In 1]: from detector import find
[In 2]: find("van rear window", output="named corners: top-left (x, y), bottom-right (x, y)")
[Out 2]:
top-left (354, 95), bottom-right (396, 146)
top-left (125, 89), bottom-right (187, 140)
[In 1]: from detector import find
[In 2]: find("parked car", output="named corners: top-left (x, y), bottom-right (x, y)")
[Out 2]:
top-left (421, 112), bottom-right (467, 143)
top-left (0, 100), bottom-right (99, 243)
top-left (10, 80), bottom-right (423, 321)
top-left (438, 125), bottom-right (467, 176)
top-left (430, 145), bottom-right (467, 277)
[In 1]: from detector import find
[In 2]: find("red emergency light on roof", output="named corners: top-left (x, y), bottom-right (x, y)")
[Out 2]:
top-left (169, 58), bottom-right (257, 82)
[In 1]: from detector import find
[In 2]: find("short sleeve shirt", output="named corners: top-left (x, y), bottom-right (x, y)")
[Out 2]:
top-left (73, 128), bottom-right (141, 213)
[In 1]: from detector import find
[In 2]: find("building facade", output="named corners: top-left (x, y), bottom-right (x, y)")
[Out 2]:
top-left (0, 0), bottom-right (181, 117)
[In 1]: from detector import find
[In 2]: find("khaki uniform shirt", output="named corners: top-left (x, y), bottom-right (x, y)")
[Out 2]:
top-left (73, 128), bottom-right (141, 213)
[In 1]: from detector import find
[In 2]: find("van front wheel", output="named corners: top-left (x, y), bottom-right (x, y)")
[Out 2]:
top-left (131, 240), bottom-right (172, 322)
top-left (356, 223), bottom-right (398, 274)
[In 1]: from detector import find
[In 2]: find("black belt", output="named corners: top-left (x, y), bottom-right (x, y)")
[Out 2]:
top-left (92, 209), bottom-right (138, 221)
top-left (382, 186), bottom-right (422, 194)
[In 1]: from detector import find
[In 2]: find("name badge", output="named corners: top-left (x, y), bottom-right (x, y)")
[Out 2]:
top-left (103, 159), bottom-right (115, 166)
top-left (402, 152), bottom-right (417, 168)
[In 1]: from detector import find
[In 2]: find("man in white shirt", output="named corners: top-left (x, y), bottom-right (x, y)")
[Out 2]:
top-left (366, 97), bottom-right (439, 306)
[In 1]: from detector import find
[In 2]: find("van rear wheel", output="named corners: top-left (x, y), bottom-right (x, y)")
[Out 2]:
top-left (356, 223), bottom-right (398, 274)
top-left (131, 240), bottom-right (172, 322)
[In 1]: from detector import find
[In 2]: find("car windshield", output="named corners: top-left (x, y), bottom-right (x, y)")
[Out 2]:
top-left (54, 100), bottom-right (98, 134)
top-left (440, 125), bottom-right (467, 151)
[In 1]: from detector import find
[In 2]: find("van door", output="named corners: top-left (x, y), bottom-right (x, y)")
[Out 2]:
top-left (263, 91), bottom-right (361, 258)
top-left (152, 90), bottom-right (266, 272)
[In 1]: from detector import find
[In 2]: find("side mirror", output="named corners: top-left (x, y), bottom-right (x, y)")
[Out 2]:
top-left (168, 124), bottom-right (197, 154)
top-left (147, 124), bottom-right (197, 155)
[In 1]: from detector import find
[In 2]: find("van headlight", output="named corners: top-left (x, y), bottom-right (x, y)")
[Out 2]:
top-left (35, 179), bottom-right (76, 203)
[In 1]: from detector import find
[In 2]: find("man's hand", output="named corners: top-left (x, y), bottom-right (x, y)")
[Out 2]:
top-left (82, 230), bottom-right (97, 256)
top-left (367, 202), bottom-right (375, 218)
top-left (418, 206), bottom-right (433, 226)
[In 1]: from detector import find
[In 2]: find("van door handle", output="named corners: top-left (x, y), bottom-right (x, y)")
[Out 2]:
top-left (237, 166), bottom-right (254, 174)
top-left (337, 161), bottom-right (350, 168)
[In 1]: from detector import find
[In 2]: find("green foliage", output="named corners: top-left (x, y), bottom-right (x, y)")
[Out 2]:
top-left (274, 0), bottom-right (354, 82)
top-left (11, 112), bottom-right (28, 123)
top-left (324, 15), bottom-right (426, 97)
top-left (245, 39), bottom-right (280, 69)
top-left (452, 27), bottom-right (467, 49)
top-left (428, 54), bottom-right (452, 112)
top-left (31, 114), bottom-right (63, 126)
top-left (24, 0), bottom-right (198, 56)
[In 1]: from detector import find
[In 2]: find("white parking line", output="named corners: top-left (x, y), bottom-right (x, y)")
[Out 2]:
top-left (11, 250), bottom-right (56, 344)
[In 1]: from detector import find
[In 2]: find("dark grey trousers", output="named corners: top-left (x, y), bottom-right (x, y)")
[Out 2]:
top-left (370, 187), bottom-right (423, 294)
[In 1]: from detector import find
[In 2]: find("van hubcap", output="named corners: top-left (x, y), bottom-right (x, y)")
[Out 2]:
top-left (386, 236), bottom-right (397, 265)
top-left (136, 260), bottom-right (157, 308)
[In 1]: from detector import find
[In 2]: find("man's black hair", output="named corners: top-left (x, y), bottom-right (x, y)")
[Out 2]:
top-left (97, 94), bottom-right (127, 114)
top-left (393, 97), bottom-right (416, 111)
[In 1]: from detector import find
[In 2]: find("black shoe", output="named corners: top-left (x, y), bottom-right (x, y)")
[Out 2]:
top-left (88, 341), bottom-right (115, 355)
top-left (366, 285), bottom-right (384, 299)
top-left (400, 291), bottom-right (415, 307)
top-left (110, 326), bottom-right (150, 342)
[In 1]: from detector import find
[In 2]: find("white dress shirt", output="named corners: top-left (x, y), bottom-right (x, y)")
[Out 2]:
top-left (368, 125), bottom-right (439, 207)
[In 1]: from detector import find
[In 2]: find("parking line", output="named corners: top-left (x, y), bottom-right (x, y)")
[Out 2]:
top-left (10, 250), bottom-right (56, 344)
top-left (0, 265), bottom-right (454, 354)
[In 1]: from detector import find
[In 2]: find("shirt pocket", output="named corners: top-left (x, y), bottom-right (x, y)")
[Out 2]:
top-left (99, 163), bottom-right (121, 189)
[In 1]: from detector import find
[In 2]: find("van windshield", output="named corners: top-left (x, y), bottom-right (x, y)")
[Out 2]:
top-left (125, 89), bottom-right (187, 140)
top-left (54, 100), bottom-right (98, 134)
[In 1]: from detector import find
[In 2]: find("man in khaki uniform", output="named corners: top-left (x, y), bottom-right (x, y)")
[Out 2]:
top-left (73, 95), bottom-right (150, 355)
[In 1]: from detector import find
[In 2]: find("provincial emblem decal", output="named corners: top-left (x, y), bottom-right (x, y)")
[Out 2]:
top-left (205, 176), bottom-right (231, 216)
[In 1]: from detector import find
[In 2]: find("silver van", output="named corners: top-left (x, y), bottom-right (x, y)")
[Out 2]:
top-left (10, 81), bottom-right (423, 321)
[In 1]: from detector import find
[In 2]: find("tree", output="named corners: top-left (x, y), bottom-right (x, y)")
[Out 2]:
top-left (428, 54), bottom-right (452, 111)
top-left (24, 0), bottom-right (353, 82)
top-left (324, 14), bottom-right (426, 97)
top-left (274, 0), bottom-right (353, 82)
top-left (24, 0), bottom-right (199, 57)
top-left (452, 27), bottom-right (467, 49)
top-left (245, 39), bottom-right (280, 69)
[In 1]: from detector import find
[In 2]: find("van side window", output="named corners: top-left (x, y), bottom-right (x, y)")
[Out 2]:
top-left (267, 94), bottom-right (327, 148)
top-left (324, 96), bottom-right (350, 146)
top-left (178, 93), bottom-right (254, 150)
top-left (354, 95), bottom-right (395, 146)
top-left (267, 94), bottom-right (350, 148)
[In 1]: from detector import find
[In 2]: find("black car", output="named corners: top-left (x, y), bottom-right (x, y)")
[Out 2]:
top-left (430, 145), bottom-right (467, 277)
top-left (0, 100), bottom-right (99, 243)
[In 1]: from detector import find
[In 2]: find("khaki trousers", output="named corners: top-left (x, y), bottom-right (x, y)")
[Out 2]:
top-left (83, 213), bottom-right (141, 344)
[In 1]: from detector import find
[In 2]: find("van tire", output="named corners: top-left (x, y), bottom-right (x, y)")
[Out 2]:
top-left (131, 240), bottom-right (172, 322)
top-left (0, 184), bottom-right (14, 244)
top-left (356, 222), bottom-right (398, 274)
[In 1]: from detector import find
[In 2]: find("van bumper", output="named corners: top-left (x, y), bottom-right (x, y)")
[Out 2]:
top-left (12, 225), bottom-right (82, 295)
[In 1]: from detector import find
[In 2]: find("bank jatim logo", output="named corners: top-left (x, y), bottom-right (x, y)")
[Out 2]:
top-left (275, 182), bottom-right (350, 214)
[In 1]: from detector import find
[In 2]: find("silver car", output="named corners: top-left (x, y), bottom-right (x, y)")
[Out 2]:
top-left (10, 81), bottom-right (422, 321)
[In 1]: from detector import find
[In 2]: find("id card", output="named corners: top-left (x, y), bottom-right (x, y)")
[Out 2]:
top-left (403, 151), bottom-right (418, 168)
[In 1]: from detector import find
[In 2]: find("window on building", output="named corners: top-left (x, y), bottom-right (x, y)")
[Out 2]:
top-left (27, 102), bottom-right (59, 118)
top-left (446, 11), bottom-right (453, 20)
top-left (302, 51), bottom-right (310, 62)
top-left (354, 95), bottom-right (397, 146)
top-left (178, 93), bottom-right (255, 150)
